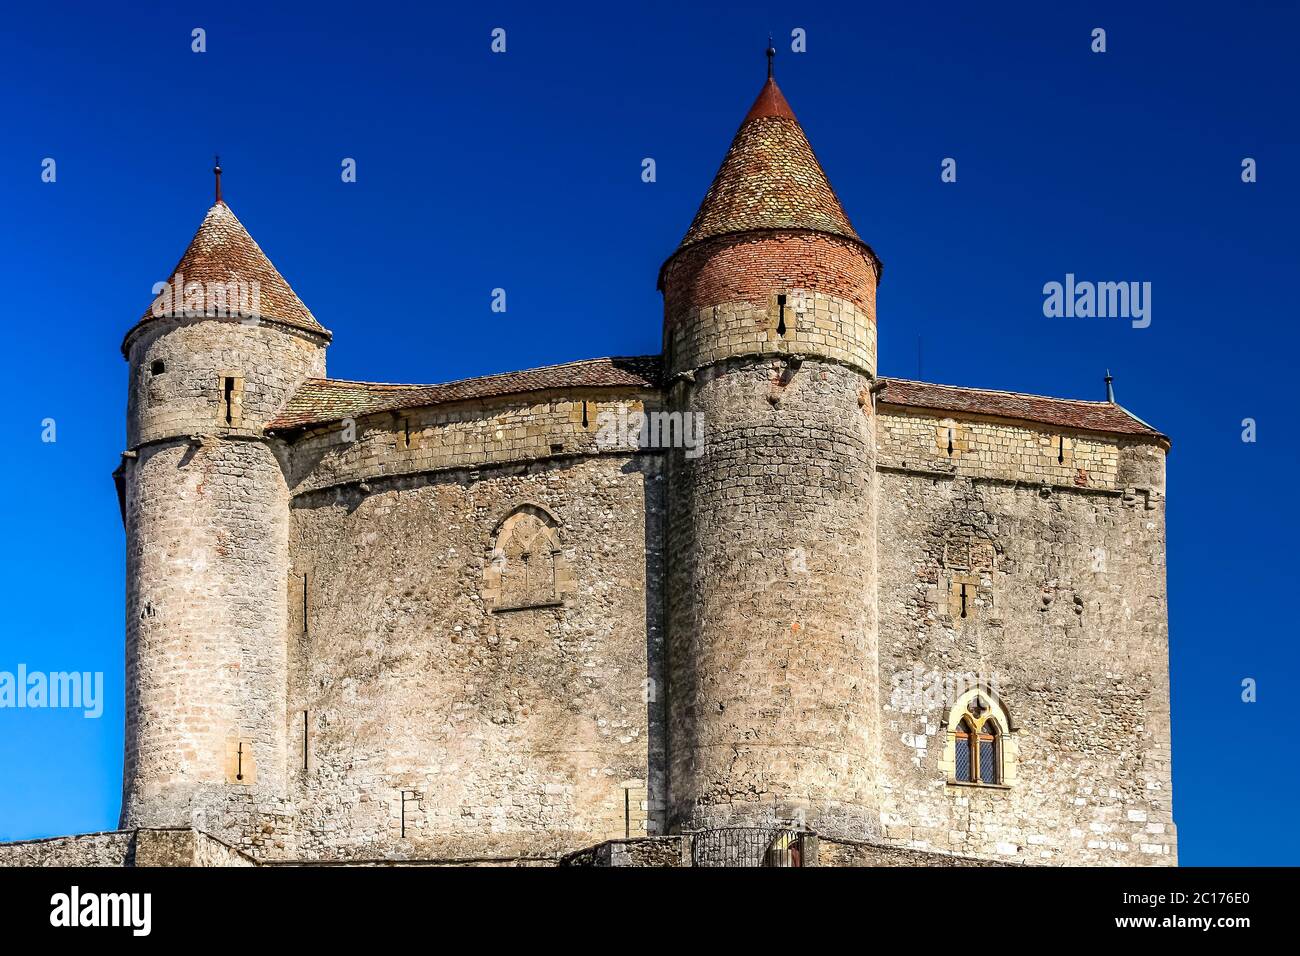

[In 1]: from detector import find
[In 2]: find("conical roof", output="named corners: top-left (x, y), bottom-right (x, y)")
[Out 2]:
top-left (673, 76), bottom-right (863, 254)
top-left (128, 201), bottom-right (328, 345)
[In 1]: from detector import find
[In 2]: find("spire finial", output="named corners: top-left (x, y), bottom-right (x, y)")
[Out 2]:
top-left (213, 154), bottom-right (223, 204)
top-left (766, 36), bottom-right (775, 79)
top-left (1104, 369), bottom-right (1115, 403)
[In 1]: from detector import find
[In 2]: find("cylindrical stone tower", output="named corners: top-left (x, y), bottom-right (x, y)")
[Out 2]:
top-left (661, 68), bottom-right (884, 840)
top-left (117, 187), bottom-right (328, 841)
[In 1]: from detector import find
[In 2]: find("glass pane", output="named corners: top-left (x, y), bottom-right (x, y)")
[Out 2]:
top-left (979, 739), bottom-right (999, 784)
top-left (981, 720), bottom-right (998, 738)
top-left (955, 735), bottom-right (973, 781)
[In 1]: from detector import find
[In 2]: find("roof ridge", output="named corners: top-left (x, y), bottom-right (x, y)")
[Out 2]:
top-left (882, 377), bottom-right (1113, 406)
top-left (314, 356), bottom-right (659, 392)
top-left (267, 356), bottom-right (663, 430)
top-left (878, 377), bottom-right (1166, 441)
top-left (1111, 401), bottom-right (1162, 434)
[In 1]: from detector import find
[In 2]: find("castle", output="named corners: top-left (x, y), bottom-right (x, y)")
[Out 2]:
top-left (2, 62), bottom-right (1175, 867)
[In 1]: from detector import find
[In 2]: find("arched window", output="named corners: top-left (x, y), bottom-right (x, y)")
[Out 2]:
top-left (978, 719), bottom-right (999, 785)
top-left (942, 689), bottom-right (1014, 787)
top-left (483, 504), bottom-right (573, 611)
top-left (953, 718), bottom-right (975, 782)
top-left (499, 518), bottom-right (555, 606)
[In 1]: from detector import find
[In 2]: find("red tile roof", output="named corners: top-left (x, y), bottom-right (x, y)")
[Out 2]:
top-left (672, 78), bottom-right (865, 256)
top-left (123, 202), bottom-right (328, 350)
top-left (877, 378), bottom-right (1167, 441)
top-left (267, 356), bottom-right (662, 430)
top-left (268, 359), bottom-right (1163, 443)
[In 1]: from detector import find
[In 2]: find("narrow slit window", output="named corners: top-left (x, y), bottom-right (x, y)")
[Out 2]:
top-left (223, 377), bottom-right (236, 425)
top-left (1057, 435), bottom-right (1065, 464)
top-left (776, 293), bottom-right (788, 337)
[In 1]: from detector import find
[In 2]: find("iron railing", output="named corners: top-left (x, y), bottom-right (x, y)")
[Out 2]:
top-left (690, 827), bottom-right (809, 867)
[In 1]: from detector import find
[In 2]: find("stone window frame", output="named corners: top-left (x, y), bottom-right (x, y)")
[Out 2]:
top-left (217, 370), bottom-right (245, 427)
top-left (940, 687), bottom-right (1018, 789)
top-left (143, 358), bottom-right (169, 408)
top-left (483, 502), bottom-right (575, 613)
top-left (942, 533), bottom-right (999, 623)
top-left (935, 418), bottom-right (969, 459)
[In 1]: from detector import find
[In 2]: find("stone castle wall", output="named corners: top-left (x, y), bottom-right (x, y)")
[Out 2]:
top-left (120, 436), bottom-right (294, 848)
top-left (126, 318), bottom-right (326, 447)
top-left (0, 829), bottom-right (256, 867)
top-left (281, 398), bottom-right (666, 861)
top-left (872, 436), bottom-right (1175, 865)
top-left (877, 405), bottom-right (1167, 492)
top-left (101, 257), bottom-right (1174, 866)
top-left (108, 361), bottom-right (1173, 865)
top-left (283, 389), bottom-right (660, 495)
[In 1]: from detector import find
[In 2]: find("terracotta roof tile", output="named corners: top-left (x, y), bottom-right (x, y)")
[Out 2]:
top-left (124, 202), bottom-right (328, 349)
top-left (268, 356), bottom-right (662, 430)
top-left (674, 78), bottom-right (863, 255)
top-left (877, 378), bottom-right (1168, 441)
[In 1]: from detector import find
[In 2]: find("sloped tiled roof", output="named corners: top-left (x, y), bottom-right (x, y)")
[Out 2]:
top-left (124, 202), bottom-right (328, 349)
top-left (267, 356), bottom-right (662, 430)
top-left (877, 378), bottom-right (1168, 441)
top-left (673, 77), bottom-right (864, 255)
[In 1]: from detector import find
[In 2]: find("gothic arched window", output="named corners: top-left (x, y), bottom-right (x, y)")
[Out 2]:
top-left (943, 690), bottom-right (1014, 787)
top-left (484, 504), bottom-right (573, 611)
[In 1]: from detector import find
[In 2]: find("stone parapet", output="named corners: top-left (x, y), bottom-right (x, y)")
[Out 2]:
top-left (878, 405), bottom-right (1166, 494)
top-left (284, 389), bottom-right (662, 496)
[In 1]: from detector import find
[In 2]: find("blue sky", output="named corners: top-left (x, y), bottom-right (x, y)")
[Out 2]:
top-left (0, 1), bottom-right (1296, 864)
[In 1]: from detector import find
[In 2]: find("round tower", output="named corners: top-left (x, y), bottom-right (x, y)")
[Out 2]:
top-left (117, 168), bottom-right (329, 840)
top-left (661, 59), bottom-right (884, 840)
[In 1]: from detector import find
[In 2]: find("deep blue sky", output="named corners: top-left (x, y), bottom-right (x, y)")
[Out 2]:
top-left (1, 2), bottom-right (1296, 864)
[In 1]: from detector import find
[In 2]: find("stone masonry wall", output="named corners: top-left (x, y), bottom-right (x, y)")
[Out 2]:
top-left (285, 449), bottom-right (665, 862)
top-left (817, 836), bottom-right (1011, 867)
top-left (284, 390), bottom-right (660, 495)
top-left (874, 443), bottom-right (1175, 865)
top-left (661, 226), bottom-right (882, 841)
top-left (0, 829), bottom-right (255, 866)
top-left (877, 405), bottom-right (1164, 491)
top-left (0, 831), bottom-right (136, 867)
top-left (120, 317), bottom-right (321, 852)
top-left (665, 358), bottom-right (880, 839)
top-left (121, 435), bottom-right (293, 849)
top-left (127, 318), bottom-right (326, 447)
